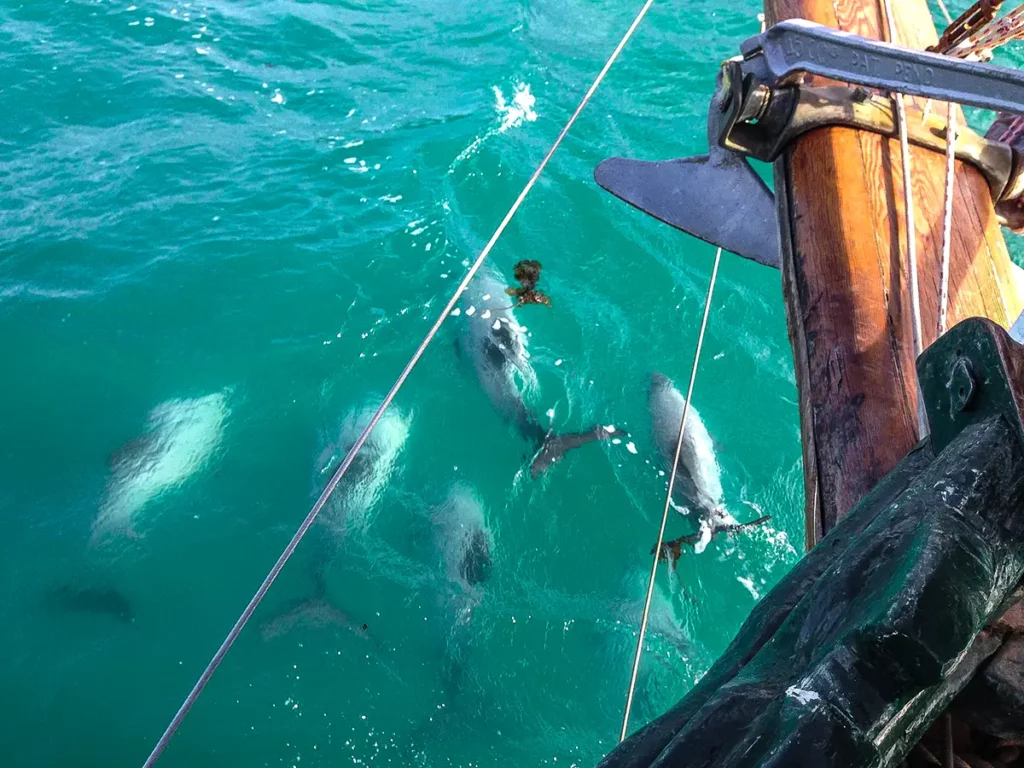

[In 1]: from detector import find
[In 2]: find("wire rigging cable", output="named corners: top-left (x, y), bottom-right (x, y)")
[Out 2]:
top-left (139, 2), bottom-right (657, 766)
top-left (619, 246), bottom-right (722, 742)
top-left (881, 0), bottom-right (928, 439)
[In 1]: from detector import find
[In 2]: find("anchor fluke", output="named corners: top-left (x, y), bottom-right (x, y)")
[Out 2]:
top-left (594, 153), bottom-right (780, 268)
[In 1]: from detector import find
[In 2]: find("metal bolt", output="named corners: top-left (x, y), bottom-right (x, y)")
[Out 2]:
top-left (950, 357), bottom-right (976, 413)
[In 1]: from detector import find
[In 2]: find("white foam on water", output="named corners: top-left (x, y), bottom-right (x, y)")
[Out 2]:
top-left (554, 359), bottom-right (563, 366)
top-left (494, 82), bottom-right (538, 132)
top-left (450, 81), bottom-right (538, 171)
top-left (737, 576), bottom-right (760, 600)
top-left (546, 409), bottom-right (555, 420)
top-left (271, 91), bottom-right (285, 105)
top-left (693, 519), bottom-right (713, 554)
top-left (492, 320), bottom-right (501, 330)
top-left (195, 47), bottom-right (209, 55)
top-left (626, 442), bottom-right (638, 455)
top-left (612, 439), bottom-right (622, 445)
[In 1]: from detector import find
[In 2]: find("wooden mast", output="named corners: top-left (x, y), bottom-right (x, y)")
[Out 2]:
top-left (764, 0), bottom-right (1024, 546)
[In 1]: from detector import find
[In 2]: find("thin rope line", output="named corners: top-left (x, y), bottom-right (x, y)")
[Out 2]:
top-left (938, 102), bottom-right (957, 336)
top-left (881, 0), bottom-right (928, 438)
top-left (922, 0), bottom-right (953, 123)
top-left (140, 3), bottom-right (657, 765)
top-left (620, 246), bottom-right (721, 743)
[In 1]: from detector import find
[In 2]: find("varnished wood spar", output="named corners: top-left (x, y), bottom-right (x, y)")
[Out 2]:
top-left (765, 0), bottom-right (1024, 546)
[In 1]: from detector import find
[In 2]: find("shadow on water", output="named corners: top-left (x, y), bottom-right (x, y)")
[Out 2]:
top-left (45, 585), bottom-right (136, 624)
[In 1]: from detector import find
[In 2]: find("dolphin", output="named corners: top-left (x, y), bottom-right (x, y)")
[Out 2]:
top-left (260, 405), bottom-right (411, 639)
top-left (429, 485), bottom-right (494, 710)
top-left (433, 484), bottom-right (493, 613)
top-left (648, 372), bottom-right (737, 554)
top-left (457, 271), bottom-right (609, 476)
top-left (314, 405), bottom-right (412, 535)
top-left (91, 392), bottom-right (229, 543)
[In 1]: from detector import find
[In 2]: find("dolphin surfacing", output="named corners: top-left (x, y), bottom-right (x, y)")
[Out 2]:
top-left (648, 372), bottom-right (770, 558)
top-left (458, 272), bottom-right (609, 475)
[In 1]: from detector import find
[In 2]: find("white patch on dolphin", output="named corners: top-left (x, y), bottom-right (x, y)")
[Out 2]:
top-left (316, 405), bottom-right (411, 534)
top-left (92, 391), bottom-right (229, 542)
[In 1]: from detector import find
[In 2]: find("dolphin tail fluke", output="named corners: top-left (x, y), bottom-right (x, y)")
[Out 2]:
top-left (713, 513), bottom-right (772, 537)
top-left (652, 512), bottom-right (773, 567)
top-left (259, 595), bottom-right (369, 642)
top-left (530, 425), bottom-right (612, 476)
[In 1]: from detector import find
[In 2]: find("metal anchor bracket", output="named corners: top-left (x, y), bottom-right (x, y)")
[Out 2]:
top-left (715, 59), bottom-right (1024, 203)
top-left (739, 19), bottom-right (1024, 115)
top-left (592, 19), bottom-right (1024, 268)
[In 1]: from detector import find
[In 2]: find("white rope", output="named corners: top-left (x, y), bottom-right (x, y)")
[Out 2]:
top-left (938, 102), bottom-right (957, 336)
top-left (922, 0), bottom-right (955, 121)
top-left (139, 2), bottom-right (657, 765)
top-left (881, 0), bottom-right (929, 438)
top-left (620, 246), bottom-right (722, 742)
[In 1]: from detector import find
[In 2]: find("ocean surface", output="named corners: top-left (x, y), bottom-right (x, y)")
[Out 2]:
top-left (5, 0), bottom-right (964, 764)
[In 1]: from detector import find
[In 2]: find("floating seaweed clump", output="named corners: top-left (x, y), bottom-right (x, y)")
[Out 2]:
top-left (505, 260), bottom-right (551, 308)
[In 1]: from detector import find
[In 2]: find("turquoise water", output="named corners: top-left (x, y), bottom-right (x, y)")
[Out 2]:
top-left (0, 1), bottom-right (807, 765)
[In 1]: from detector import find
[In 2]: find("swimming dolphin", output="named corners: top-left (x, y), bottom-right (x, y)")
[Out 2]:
top-left (430, 485), bottom-right (494, 708)
top-left (433, 485), bottom-right (493, 612)
top-left (314, 404), bottom-right (412, 535)
top-left (457, 271), bottom-right (609, 476)
top-left (260, 405), bottom-right (411, 639)
top-left (91, 392), bottom-right (229, 543)
top-left (648, 372), bottom-right (737, 553)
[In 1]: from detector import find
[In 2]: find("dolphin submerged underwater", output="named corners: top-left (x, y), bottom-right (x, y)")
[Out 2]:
top-left (91, 391), bottom-right (229, 544)
top-left (259, 404), bottom-right (412, 640)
